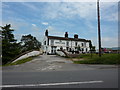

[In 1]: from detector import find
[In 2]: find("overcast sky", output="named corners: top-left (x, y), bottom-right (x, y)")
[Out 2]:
top-left (1, 1), bottom-right (118, 48)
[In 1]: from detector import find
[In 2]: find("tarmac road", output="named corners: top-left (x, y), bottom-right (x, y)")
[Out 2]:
top-left (2, 55), bottom-right (118, 88)
top-left (2, 69), bottom-right (118, 88)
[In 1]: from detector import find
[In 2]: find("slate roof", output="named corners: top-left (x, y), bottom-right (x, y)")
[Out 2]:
top-left (47, 36), bottom-right (90, 42)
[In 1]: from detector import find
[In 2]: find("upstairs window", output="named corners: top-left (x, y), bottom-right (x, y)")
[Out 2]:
top-left (75, 42), bottom-right (77, 46)
top-left (84, 43), bottom-right (86, 47)
top-left (66, 41), bottom-right (69, 46)
top-left (51, 39), bottom-right (54, 45)
top-left (60, 40), bottom-right (62, 42)
top-left (81, 43), bottom-right (84, 47)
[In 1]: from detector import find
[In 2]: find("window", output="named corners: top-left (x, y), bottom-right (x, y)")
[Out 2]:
top-left (51, 46), bottom-right (56, 54)
top-left (51, 40), bottom-right (54, 46)
top-left (81, 43), bottom-right (84, 47)
top-left (66, 41), bottom-right (69, 46)
top-left (60, 46), bottom-right (63, 50)
top-left (75, 42), bottom-right (77, 46)
top-left (47, 38), bottom-right (49, 45)
top-left (66, 47), bottom-right (69, 51)
top-left (51, 46), bottom-right (54, 53)
top-left (44, 41), bottom-right (46, 45)
top-left (84, 43), bottom-right (86, 47)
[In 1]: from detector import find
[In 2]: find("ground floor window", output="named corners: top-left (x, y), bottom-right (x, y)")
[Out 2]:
top-left (60, 46), bottom-right (63, 50)
top-left (66, 47), bottom-right (69, 51)
top-left (51, 46), bottom-right (57, 54)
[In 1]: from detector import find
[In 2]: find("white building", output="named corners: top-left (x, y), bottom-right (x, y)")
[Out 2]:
top-left (42, 30), bottom-right (91, 54)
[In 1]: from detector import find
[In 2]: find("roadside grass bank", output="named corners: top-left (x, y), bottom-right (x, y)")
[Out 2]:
top-left (73, 53), bottom-right (120, 65)
top-left (2, 55), bottom-right (39, 67)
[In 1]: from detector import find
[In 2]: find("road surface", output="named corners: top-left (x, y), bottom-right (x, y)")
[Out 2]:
top-left (2, 55), bottom-right (118, 88)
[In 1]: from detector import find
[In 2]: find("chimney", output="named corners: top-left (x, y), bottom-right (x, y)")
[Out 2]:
top-left (45, 30), bottom-right (48, 36)
top-left (74, 34), bottom-right (78, 39)
top-left (65, 32), bottom-right (68, 38)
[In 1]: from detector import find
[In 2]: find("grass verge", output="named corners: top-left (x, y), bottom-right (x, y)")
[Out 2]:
top-left (73, 53), bottom-right (120, 65)
top-left (3, 55), bottom-right (39, 67)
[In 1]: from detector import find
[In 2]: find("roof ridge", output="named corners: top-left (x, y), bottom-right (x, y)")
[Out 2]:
top-left (47, 35), bottom-right (90, 42)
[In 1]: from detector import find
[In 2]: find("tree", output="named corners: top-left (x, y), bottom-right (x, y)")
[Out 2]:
top-left (1, 24), bottom-right (21, 65)
top-left (89, 40), bottom-right (96, 58)
top-left (89, 40), bottom-right (92, 51)
top-left (91, 46), bottom-right (96, 53)
top-left (21, 34), bottom-right (41, 52)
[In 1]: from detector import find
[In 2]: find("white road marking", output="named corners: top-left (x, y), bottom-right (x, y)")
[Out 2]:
top-left (1, 81), bottom-right (103, 88)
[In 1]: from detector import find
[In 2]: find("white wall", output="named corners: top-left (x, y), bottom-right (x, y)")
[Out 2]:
top-left (43, 36), bottom-right (90, 54)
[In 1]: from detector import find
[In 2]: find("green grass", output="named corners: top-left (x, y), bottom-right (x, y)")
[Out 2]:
top-left (2, 55), bottom-right (39, 66)
top-left (74, 53), bottom-right (120, 65)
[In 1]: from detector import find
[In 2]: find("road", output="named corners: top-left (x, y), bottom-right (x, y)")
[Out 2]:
top-left (2, 55), bottom-right (118, 88)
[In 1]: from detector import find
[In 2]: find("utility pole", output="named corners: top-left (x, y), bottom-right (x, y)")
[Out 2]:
top-left (97, 0), bottom-right (102, 57)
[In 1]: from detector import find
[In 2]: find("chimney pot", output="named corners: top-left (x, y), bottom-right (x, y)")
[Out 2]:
top-left (45, 30), bottom-right (48, 36)
top-left (74, 34), bottom-right (78, 39)
top-left (65, 32), bottom-right (68, 38)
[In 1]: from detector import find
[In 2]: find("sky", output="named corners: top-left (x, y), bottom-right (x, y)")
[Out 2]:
top-left (1, 0), bottom-right (118, 48)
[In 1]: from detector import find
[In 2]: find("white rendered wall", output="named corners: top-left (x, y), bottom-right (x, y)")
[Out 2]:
top-left (43, 37), bottom-right (90, 54)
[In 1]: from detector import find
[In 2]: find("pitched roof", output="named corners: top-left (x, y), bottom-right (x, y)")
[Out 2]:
top-left (47, 36), bottom-right (90, 42)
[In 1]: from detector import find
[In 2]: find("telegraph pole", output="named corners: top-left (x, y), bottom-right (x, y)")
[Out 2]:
top-left (97, 0), bottom-right (102, 57)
